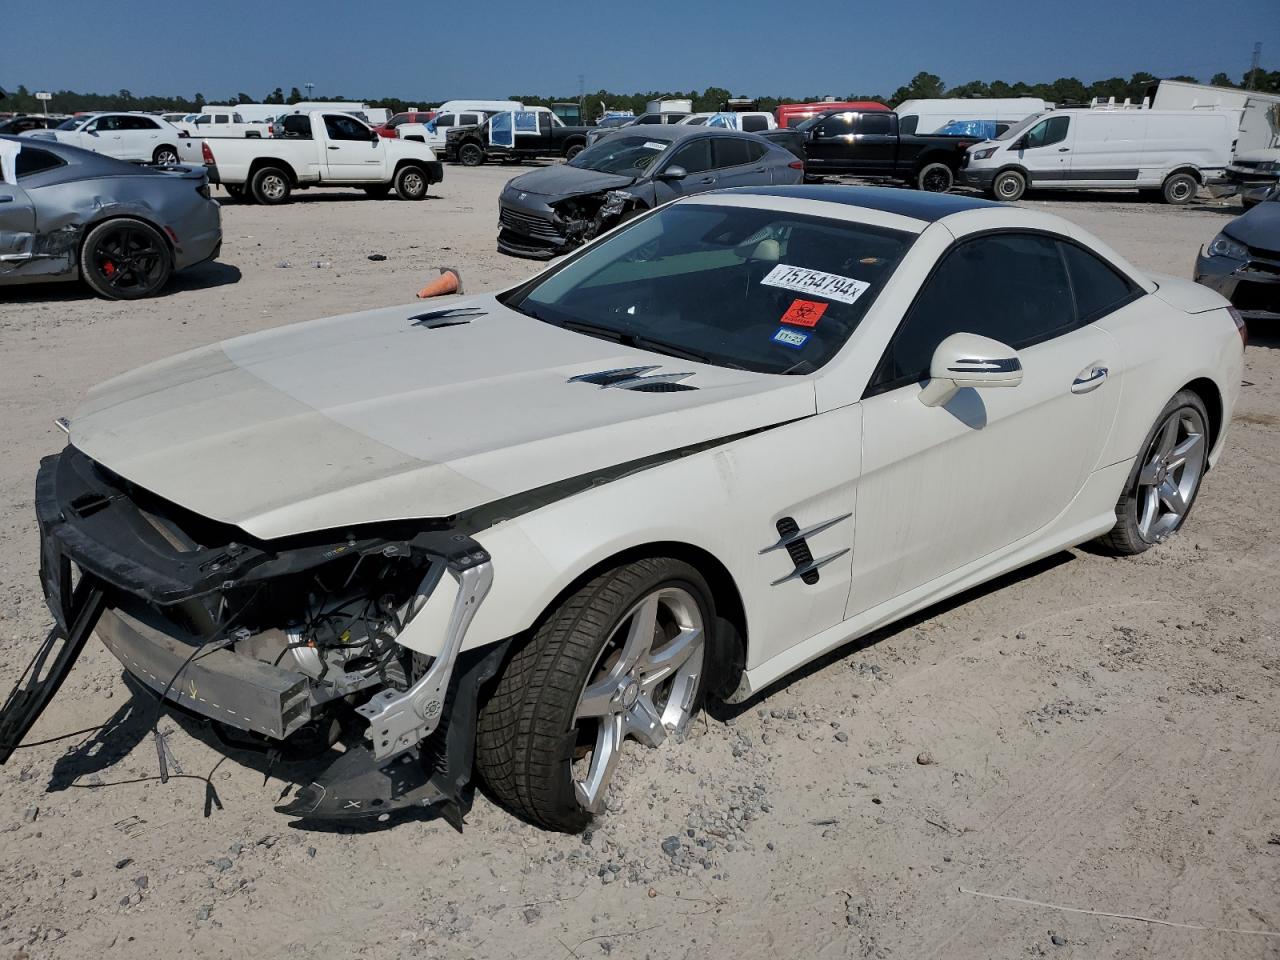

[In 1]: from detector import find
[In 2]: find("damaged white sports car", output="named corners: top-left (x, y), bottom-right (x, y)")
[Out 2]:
top-left (2, 186), bottom-right (1244, 832)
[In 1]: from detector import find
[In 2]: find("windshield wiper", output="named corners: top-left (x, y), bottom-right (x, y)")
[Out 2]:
top-left (630, 336), bottom-right (713, 365)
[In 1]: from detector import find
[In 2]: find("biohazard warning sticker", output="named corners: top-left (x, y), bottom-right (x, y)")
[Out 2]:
top-left (780, 299), bottom-right (828, 328)
top-left (761, 264), bottom-right (869, 304)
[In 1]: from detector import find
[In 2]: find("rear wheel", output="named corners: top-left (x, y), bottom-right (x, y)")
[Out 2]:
top-left (1162, 172), bottom-right (1198, 204)
top-left (250, 165), bottom-right (291, 205)
top-left (459, 143), bottom-right (485, 166)
top-left (916, 162), bottom-right (953, 192)
top-left (153, 145), bottom-right (179, 165)
top-left (990, 169), bottom-right (1026, 201)
top-left (79, 218), bottom-right (173, 300)
top-left (476, 558), bottom-right (712, 832)
top-left (1095, 390), bottom-right (1209, 554)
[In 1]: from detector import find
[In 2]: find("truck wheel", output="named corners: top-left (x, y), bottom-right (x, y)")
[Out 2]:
top-left (1161, 172), bottom-right (1198, 205)
top-left (565, 143), bottom-right (585, 161)
top-left (394, 166), bottom-right (428, 200)
top-left (476, 558), bottom-right (712, 832)
top-left (152, 145), bottom-right (179, 165)
top-left (362, 184), bottom-right (392, 199)
top-left (990, 169), bottom-right (1026, 202)
top-left (459, 143), bottom-right (485, 167)
top-left (79, 218), bottom-right (173, 301)
top-left (916, 162), bottom-right (953, 192)
top-left (250, 166), bottom-right (291, 205)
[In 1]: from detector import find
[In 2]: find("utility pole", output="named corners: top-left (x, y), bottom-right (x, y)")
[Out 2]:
top-left (1246, 42), bottom-right (1261, 90)
top-left (305, 81), bottom-right (315, 100)
top-left (578, 73), bottom-right (585, 121)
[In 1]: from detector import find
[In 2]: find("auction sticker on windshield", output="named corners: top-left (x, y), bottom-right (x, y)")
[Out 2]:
top-left (772, 327), bottom-right (809, 349)
top-left (762, 264), bottom-right (869, 305)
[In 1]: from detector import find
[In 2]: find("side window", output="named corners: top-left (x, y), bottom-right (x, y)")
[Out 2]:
top-left (126, 116), bottom-right (159, 130)
top-left (282, 114), bottom-right (313, 138)
top-left (712, 137), bottom-right (753, 169)
top-left (1059, 241), bottom-right (1140, 322)
top-left (816, 113), bottom-right (854, 138)
top-left (1024, 116), bottom-right (1069, 149)
top-left (195, 115), bottom-right (210, 125)
top-left (899, 115), bottom-right (919, 135)
top-left (745, 140), bottom-right (768, 161)
top-left (436, 114), bottom-right (455, 128)
top-left (462, 113), bottom-right (480, 125)
top-left (871, 234), bottom-right (1076, 392)
top-left (97, 116), bottom-right (122, 131)
top-left (233, 113), bottom-right (244, 124)
top-left (16, 147), bottom-right (65, 179)
top-left (741, 115), bottom-right (767, 133)
top-left (635, 115), bottom-right (660, 124)
top-left (324, 114), bottom-right (370, 140)
top-left (858, 114), bottom-right (893, 135)
top-left (214, 114), bottom-right (230, 124)
top-left (667, 138), bottom-right (712, 174)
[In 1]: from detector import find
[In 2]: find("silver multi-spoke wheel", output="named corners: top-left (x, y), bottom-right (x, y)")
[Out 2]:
top-left (572, 587), bottom-right (704, 812)
top-left (1135, 406), bottom-right (1206, 543)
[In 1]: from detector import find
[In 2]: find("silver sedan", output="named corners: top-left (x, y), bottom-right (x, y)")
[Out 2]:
top-left (0, 135), bottom-right (221, 299)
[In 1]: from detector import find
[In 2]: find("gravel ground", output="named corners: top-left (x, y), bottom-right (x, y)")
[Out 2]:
top-left (0, 167), bottom-right (1277, 960)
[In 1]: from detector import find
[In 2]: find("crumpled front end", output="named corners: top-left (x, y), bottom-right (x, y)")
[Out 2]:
top-left (497, 186), bottom-right (641, 259)
top-left (9, 445), bottom-right (503, 825)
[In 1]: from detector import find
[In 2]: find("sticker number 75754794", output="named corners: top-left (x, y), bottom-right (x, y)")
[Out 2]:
top-left (761, 264), bottom-right (870, 305)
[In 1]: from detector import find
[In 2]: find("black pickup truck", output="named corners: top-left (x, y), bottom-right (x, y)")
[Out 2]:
top-left (445, 112), bottom-right (593, 166)
top-left (799, 109), bottom-right (982, 191)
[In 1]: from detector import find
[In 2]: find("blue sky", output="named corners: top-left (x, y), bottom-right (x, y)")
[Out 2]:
top-left (6, 0), bottom-right (1278, 101)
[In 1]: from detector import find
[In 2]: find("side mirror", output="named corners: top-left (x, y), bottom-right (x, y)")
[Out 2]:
top-left (659, 165), bottom-right (687, 181)
top-left (918, 332), bottom-right (1022, 407)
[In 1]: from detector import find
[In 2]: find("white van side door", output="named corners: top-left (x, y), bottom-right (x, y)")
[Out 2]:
top-left (1015, 115), bottom-right (1072, 184)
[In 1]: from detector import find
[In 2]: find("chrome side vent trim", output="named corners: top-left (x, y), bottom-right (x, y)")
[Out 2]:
top-left (568, 366), bottom-right (698, 391)
top-left (767, 513), bottom-right (851, 586)
top-left (410, 306), bottom-right (486, 329)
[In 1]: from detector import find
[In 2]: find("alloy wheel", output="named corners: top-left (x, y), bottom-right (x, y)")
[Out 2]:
top-left (1135, 405), bottom-right (1206, 543)
top-left (91, 225), bottom-right (166, 295)
top-left (571, 586), bottom-right (705, 812)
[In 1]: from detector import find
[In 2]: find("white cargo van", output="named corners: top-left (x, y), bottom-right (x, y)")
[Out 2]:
top-left (959, 108), bottom-right (1238, 203)
top-left (433, 100), bottom-right (522, 116)
top-left (895, 97), bottom-right (1046, 135)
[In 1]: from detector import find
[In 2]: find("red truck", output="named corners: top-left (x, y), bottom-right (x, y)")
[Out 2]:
top-left (374, 110), bottom-right (437, 139)
top-left (775, 101), bottom-right (888, 128)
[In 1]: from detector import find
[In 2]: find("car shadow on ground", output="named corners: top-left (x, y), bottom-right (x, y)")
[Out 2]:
top-left (0, 261), bottom-right (242, 303)
top-left (707, 550), bottom-right (1075, 722)
top-left (218, 193), bottom-right (441, 206)
top-left (1247, 324), bottom-right (1280, 349)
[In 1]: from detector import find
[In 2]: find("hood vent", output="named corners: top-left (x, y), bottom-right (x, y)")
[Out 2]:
top-left (568, 365), bottom-right (698, 392)
top-left (410, 306), bottom-right (486, 329)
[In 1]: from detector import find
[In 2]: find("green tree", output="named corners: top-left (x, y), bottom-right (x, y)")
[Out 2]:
top-left (236, 91), bottom-right (253, 104)
top-left (1209, 72), bottom-right (1235, 88)
top-left (194, 92), bottom-right (206, 108)
top-left (265, 87), bottom-right (285, 105)
top-left (889, 72), bottom-right (945, 105)
top-left (288, 86), bottom-right (303, 104)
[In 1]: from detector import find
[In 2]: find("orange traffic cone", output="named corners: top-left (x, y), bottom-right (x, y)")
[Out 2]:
top-left (416, 268), bottom-right (461, 299)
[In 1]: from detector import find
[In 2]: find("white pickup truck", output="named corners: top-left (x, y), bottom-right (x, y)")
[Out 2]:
top-left (180, 110), bottom-right (443, 204)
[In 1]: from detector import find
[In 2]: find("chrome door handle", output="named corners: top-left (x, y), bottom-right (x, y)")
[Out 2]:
top-left (1071, 365), bottom-right (1109, 393)
top-left (699, 176), bottom-right (716, 184)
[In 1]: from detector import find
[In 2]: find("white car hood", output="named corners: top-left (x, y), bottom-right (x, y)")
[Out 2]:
top-left (69, 296), bottom-right (815, 540)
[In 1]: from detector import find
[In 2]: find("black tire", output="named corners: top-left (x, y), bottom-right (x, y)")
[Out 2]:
top-left (1162, 172), bottom-right (1198, 205)
top-left (476, 558), bottom-right (714, 832)
top-left (153, 145), bottom-right (179, 165)
top-left (458, 142), bottom-right (485, 166)
top-left (362, 184), bottom-right (392, 198)
top-left (916, 162), bottom-right (953, 192)
top-left (990, 169), bottom-right (1026, 202)
top-left (79, 218), bottom-right (173, 300)
top-left (1094, 389), bottom-right (1210, 555)
top-left (394, 165), bottom-right (429, 200)
top-left (564, 142), bottom-right (585, 161)
top-left (250, 165), bottom-right (291, 205)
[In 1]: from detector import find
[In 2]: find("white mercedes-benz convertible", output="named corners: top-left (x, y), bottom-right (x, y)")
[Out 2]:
top-left (3, 186), bottom-right (1244, 832)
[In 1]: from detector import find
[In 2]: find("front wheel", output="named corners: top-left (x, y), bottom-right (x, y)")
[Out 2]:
top-left (564, 142), bottom-right (585, 161)
top-left (476, 558), bottom-right (712, 832)
top-left (916, 162), bottom-right (953, 192)
top-left (1095, 390), bottom-right (1209, 554)
top-left (990, 169), bottom-right (1026, 202)
top-left (458, 143), bottom-right (485, 166)
top-left (394, 166), bottom-right (428, 200)
top-left (79, 218), bottom-right (173, 300)
top-left (1162, 172), bottom-right (1198, 204)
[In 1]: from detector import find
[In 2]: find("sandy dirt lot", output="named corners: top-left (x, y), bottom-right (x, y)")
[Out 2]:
top-left (0, 167), bottom-right (1277, 960)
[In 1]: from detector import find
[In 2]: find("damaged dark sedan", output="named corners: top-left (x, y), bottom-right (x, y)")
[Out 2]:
top-left (497, 126), bottom-right (803, 259)
top-left (0, 136), bottom-right (221, 299)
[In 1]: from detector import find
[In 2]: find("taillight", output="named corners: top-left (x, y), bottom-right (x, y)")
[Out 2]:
top-left (1229, 306), bottom-right (1247, 348)
top-left (788, 160), bottom-right (804, 169)
top-left (201, 141), bottom-right (215, 165)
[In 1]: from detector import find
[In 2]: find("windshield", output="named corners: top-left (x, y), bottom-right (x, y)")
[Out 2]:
top-left (506, 203), bottom-right (913, 375)
top-left (568, 135), bottom-right (669, 176)
top-left (56, 116), bottom-right (87, 130)
top-left (996, 113), bottom-right (1046, 141)
top-left (792, 114), bottom-right (827, 132)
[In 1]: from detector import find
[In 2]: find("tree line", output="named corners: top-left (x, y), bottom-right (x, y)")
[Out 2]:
top-left (3, 66), bottom-right (1277, 118)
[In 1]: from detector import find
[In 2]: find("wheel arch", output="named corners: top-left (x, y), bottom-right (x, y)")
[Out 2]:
top-left (246, 157), bottom-right (298, 185)
top-left (77, 212), bottom-right (175, 271)
top-left (1180, 376), bottom-right (1224, 457)
top-left (1166, 165), bottom-right (1203, 185)
top-left (393, 157), bottom-right (429, 175)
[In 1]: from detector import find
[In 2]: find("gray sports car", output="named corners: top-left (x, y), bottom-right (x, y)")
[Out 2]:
top-left (0, 135), bottom-right (221, 299)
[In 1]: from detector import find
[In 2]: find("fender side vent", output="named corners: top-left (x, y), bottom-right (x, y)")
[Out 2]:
top-left (626, 381), bottom-right (698, 393)
top-left (776, 517), bottom-right (820, 585)
top-left (568, 366), bottom-right (698, 391)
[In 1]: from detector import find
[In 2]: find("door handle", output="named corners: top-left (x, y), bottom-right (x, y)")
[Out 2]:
top-left (328, 145), bottom-right (340, 150)
top-left (699, 176), bottom-right (716, 184)
top-left (0, 196), bottom-right (13, 203)
top-left (1058, 147), bottom-right (1070, 152)
top-left (1071, 365), bottom-right (1109, 393)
